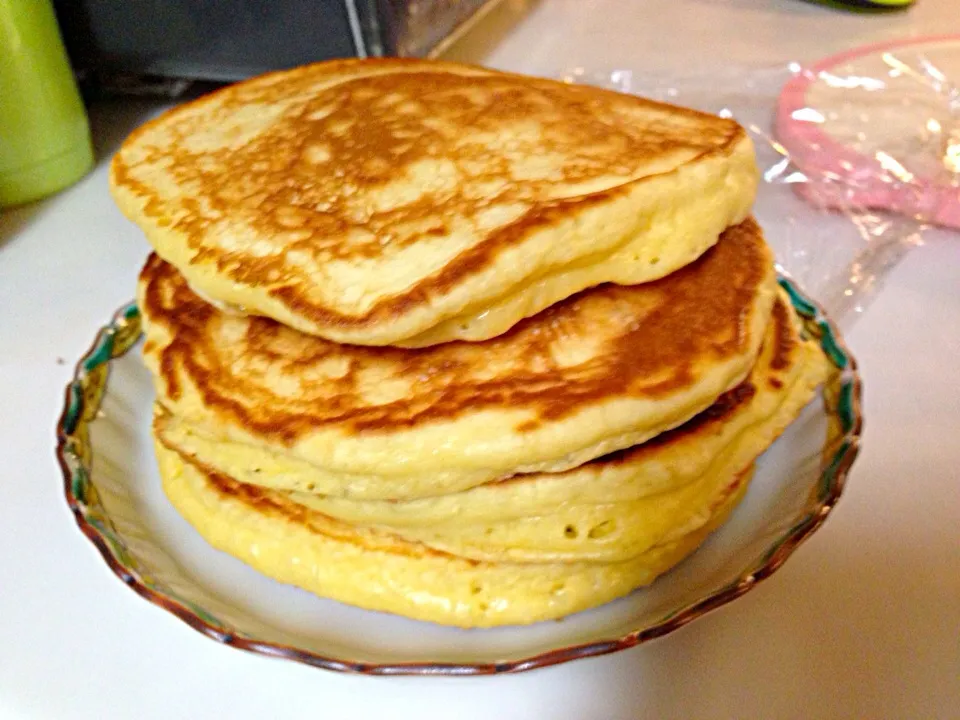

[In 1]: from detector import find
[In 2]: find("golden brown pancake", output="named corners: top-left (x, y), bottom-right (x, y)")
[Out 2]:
top-left (141, 219), bottom-right (778, 500)
top-left (156, 439), bottom-right (755, 627)
top-left (360, 298), bottom-right (832, 562)
top-left (157, 292), bottom-right (831, 564)
top-left (112, 58), bottom-right (758, 346)
top-left (274, 294), bottom-right (831, 565)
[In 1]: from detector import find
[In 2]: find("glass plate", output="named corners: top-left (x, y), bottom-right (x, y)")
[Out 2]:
top-left (55, 277), bottom-right (862, 675)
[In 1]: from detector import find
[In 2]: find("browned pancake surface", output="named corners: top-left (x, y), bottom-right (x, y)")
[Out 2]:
top-left (115, 58), bottom-right (749, 337)
top-left (141, 219), bottom-right (773, 445)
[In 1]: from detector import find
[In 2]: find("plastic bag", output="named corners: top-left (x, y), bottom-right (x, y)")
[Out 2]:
top-left (561, 39), bottom-right (959, 327)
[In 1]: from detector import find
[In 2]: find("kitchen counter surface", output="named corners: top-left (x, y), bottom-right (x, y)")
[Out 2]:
top-left (2, 1), bottom-right (958, 718)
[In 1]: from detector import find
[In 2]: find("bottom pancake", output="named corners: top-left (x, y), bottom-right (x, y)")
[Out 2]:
top-left (156, 440), bottom-right (753, 628)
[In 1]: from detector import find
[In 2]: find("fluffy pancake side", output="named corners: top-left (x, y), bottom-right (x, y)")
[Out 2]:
top-left (155, 440), bottom-right (753, 627)
top-left (275, 292), bottom-right (830, 543)
top-left (356, 304), bottom-right (832, 563)
top-left (112, 58), bottom-right (757, 346)
top-left (143, 219), bottom-right (777, 500)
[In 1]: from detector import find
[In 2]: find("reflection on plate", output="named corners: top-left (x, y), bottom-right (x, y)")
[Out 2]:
top-left (55, 277), bottom-right (861, 675)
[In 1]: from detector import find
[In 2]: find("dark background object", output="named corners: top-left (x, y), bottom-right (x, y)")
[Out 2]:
top-left (53, 0), bottom-right (500, 93)
top-left (798, 0), bottom-right (914, 10)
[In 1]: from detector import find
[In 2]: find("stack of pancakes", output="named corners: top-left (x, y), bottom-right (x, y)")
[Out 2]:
top-left (111, 59), bottom-right (832, 627)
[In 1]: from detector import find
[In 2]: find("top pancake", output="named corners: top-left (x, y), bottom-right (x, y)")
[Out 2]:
top-left (113, 58), bottom-right (758, 346)
top-left (140, 218), bottom-right (777, 499)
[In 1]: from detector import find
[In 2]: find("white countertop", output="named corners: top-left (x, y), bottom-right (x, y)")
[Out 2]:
top-left (2, 1), bottom-right (959, 718)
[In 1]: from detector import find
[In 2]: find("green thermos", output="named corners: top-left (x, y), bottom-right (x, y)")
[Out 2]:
top-left (0, 0), bottom-right (94, 207)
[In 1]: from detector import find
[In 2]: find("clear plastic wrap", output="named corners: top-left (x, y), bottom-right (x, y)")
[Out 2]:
top-left (561, 36), bottom-right (959, 327)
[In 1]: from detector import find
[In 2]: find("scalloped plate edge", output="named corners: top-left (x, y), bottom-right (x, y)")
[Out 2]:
top-left (55, 276), bottom-right (862, 675)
